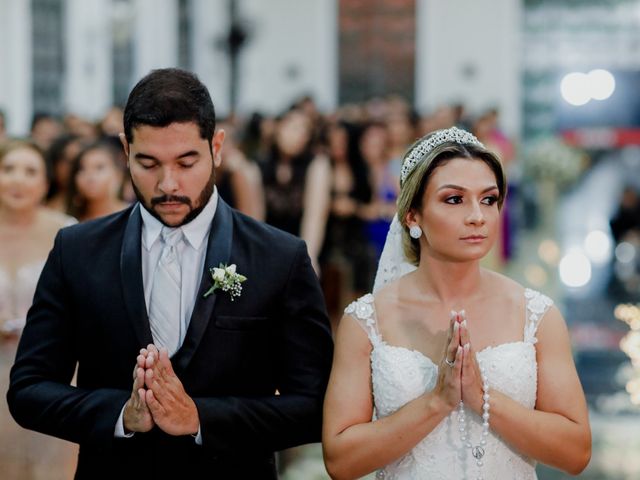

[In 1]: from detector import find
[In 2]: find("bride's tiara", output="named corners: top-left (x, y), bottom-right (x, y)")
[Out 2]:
top-left (400, 126), bottom-right (484, 185)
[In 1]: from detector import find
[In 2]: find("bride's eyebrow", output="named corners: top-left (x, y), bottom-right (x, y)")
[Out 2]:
top-left (437, 184), bottom-right (498, 193)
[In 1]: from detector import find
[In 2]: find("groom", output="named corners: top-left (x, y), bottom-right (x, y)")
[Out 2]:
top-left (8, 68), bottom-right (333, 478)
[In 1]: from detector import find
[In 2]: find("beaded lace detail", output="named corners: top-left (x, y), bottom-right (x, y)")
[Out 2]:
top-left (344, 288), bottom-right (553, 479)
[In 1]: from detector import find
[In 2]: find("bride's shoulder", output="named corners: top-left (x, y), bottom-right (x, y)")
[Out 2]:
top-left (483, 269), bottom-right (521, 295)
top-left (372, 278), bottom-right (405, 309)
top-left (343, 279), bottom-right (404, 319)
top-left (483, 269), bottom-right (554, 308)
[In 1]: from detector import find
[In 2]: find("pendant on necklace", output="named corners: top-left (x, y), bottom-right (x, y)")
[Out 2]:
top-left (472, 446), bottom-right (485, 459)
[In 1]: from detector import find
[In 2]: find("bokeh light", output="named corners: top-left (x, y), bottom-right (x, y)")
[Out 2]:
top-left (588, 69), bottom-right (616, 101)
top-left (560, 69), bottom-right (616, 105)
top-left (561, 72), bottom-right (591, 106)
top-left (559, 250), bottom-right (592, 287)
top-left (584, 230), bottom-right (612, 264)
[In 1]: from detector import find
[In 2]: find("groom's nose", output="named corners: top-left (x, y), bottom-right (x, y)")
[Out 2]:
top-left (158, 167), bottom-right (179, 194)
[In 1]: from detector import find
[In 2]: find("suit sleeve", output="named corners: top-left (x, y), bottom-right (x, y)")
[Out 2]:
top-left (194, 240), bottom-right (334, 454)
top-left (6, 229), bottom-right (130, 449)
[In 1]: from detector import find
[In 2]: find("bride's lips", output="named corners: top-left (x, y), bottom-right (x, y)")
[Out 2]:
top-left (460, 235), bottom-right (487, 243)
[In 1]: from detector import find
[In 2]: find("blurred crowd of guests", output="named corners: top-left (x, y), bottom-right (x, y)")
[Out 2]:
top-left (0, 95), bottom-right (517, 335)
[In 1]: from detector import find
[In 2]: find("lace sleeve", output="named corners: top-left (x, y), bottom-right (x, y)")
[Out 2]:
top-left (524, 288), bottom-right (554, 344)
top-left (344, 294), bottom-right (380, 345)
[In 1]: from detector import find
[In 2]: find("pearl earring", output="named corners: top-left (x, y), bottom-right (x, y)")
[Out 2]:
top-left (409, 225), bottom-right (423, 239)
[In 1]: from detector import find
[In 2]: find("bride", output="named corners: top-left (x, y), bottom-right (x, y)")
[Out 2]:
top-left (322, 127), bottom-right (591, 479)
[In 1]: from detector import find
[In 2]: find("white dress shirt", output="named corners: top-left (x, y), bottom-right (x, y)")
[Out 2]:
top-left (115, 188), bottom-right (218, 442)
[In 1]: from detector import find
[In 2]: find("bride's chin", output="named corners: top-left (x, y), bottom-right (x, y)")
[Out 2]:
top-left (449, 249), bottom-right (491, 263)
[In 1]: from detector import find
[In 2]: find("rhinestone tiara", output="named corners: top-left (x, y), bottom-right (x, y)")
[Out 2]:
top-left (400, 126), bottom-right (484, 185)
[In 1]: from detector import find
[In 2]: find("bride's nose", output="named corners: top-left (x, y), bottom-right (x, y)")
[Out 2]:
top-left (465, 201), bottom-right (486, 225)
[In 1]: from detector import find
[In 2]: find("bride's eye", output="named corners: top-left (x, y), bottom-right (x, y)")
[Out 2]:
top-left (445, 195), bottom-right (463, 204)
top-left (481, 195), bottom-right (498, 206)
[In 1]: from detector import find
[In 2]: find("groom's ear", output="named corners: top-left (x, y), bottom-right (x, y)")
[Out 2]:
top-left (211, 129), bottom-right (225, 169)
top-left (119, 133), bottom-right (130, 157)
top-left (119, 133), bottom-right (130, 167)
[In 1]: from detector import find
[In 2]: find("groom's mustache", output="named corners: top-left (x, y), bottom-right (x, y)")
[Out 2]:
top-left (151, 195), bottom-right (192, 208)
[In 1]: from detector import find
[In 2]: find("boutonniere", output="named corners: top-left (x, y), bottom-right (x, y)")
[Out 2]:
top-left (203, 263), bottom-right (247, 301)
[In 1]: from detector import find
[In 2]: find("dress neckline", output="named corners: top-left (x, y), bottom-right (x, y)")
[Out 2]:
top-left (374, 338), bottom-right (532, 371)
top-left (346, 288), bottom-right (553, 366)
top-left (369, 295), bottom-right (532, 364)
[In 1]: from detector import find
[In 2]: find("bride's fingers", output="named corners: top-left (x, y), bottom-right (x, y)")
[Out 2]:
top-left (444, 322), bottom-right (460, 365)
top-left (450, 345), bottom-right (463, 384)
top-left (461, 343), bottom-right (472, 374)
top-left (459, 316), bottom-right (470, 348)
top-left (446, 311), bottom-right (457, 343)
top-left (455, 318), bottom-right (461, 346)
top-left (463, 338), bottom-right (481, 370)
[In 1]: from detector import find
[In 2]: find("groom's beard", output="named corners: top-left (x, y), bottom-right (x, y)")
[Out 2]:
top-left (132, 166), bottom-right (216, 228)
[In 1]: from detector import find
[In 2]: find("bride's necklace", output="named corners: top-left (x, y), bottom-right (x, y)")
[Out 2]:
top-left (456, 315), bottom-right (491, 480)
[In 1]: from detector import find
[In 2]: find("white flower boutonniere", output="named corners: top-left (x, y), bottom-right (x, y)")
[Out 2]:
top-left (203, 263), bottom-right (247, 301)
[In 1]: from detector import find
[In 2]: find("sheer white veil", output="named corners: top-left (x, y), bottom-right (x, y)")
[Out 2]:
top-left (372, 214), bottom-right (416, 293)
top-left (371, 127), bottom-right (484, 293)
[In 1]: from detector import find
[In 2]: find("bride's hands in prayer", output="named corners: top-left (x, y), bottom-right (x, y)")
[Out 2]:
top-left (433, 312), bottom-right (463, 410)
top-left (458, 311), bottom-right (485, 415)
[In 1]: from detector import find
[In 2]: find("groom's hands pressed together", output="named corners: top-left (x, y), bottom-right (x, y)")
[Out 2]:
top-left (143, 345), bottom-right (200, 436)
top-left (123, 352), bottom-right (155, 433)
top-left (123, 345), bottom-right (200, 436)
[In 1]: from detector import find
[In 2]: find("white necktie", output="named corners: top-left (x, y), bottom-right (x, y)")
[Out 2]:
top-left (149, 227), bottom-right (183, 356)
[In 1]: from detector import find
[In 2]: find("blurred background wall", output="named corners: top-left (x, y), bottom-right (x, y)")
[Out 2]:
top-left (0, 0), bottom-right (522, 137)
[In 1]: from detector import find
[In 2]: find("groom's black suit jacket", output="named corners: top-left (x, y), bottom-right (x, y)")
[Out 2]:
top-left (7, 199), bottom-right (333, 479)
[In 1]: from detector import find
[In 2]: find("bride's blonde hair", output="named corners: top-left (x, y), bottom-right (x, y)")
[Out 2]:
top-left (396, 133), bottom-right (506, 265)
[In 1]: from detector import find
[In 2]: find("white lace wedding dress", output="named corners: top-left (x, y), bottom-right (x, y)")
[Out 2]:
top-left (345, 288), bottom-right (553, 479)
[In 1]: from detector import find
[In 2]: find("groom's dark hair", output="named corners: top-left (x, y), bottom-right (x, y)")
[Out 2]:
top-left (123, 68), bottom-right (216, 151)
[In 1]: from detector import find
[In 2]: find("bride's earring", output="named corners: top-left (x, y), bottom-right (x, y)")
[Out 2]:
top-left (409, 225), bottom-right (423, 239)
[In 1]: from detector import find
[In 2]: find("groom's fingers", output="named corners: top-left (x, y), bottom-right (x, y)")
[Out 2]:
top-left (147, 365), bottom-right (178, 400)
top-left (136, 354), bottom-right (146, 373)
top-left (146, 389), bottom-right (165, 417)
top-left (144, 344), bottom-right (157, 368)
top-left (158, 348), bottom-right (175, 378)
top-left (144, 366), bottom-right (155, 390)
top-left (124, 374), bottom-right (155, 433)
top-left (149, 348), bottom-right (175, 388)
top-left (135, 366), bottom-right (146, 390)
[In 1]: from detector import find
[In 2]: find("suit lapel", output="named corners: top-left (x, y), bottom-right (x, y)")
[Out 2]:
top-left (173, 198), bottom-right (233, 371)
top-left (120, 204), bottom-right (154, 347)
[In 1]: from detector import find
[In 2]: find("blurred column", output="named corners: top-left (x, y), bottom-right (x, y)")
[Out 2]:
top-left (0, 0), bottom-right (32, 136)
top-left (415, 0), bottom-right (522, 138)
top-left (191, 0), bottom-right (231, 116)
top-left (64, 0), bottom-right (113, 120)
top-left (238, 0), bottom-right (338, 115)
top-left (132, 0), bottom-right (179, 81)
